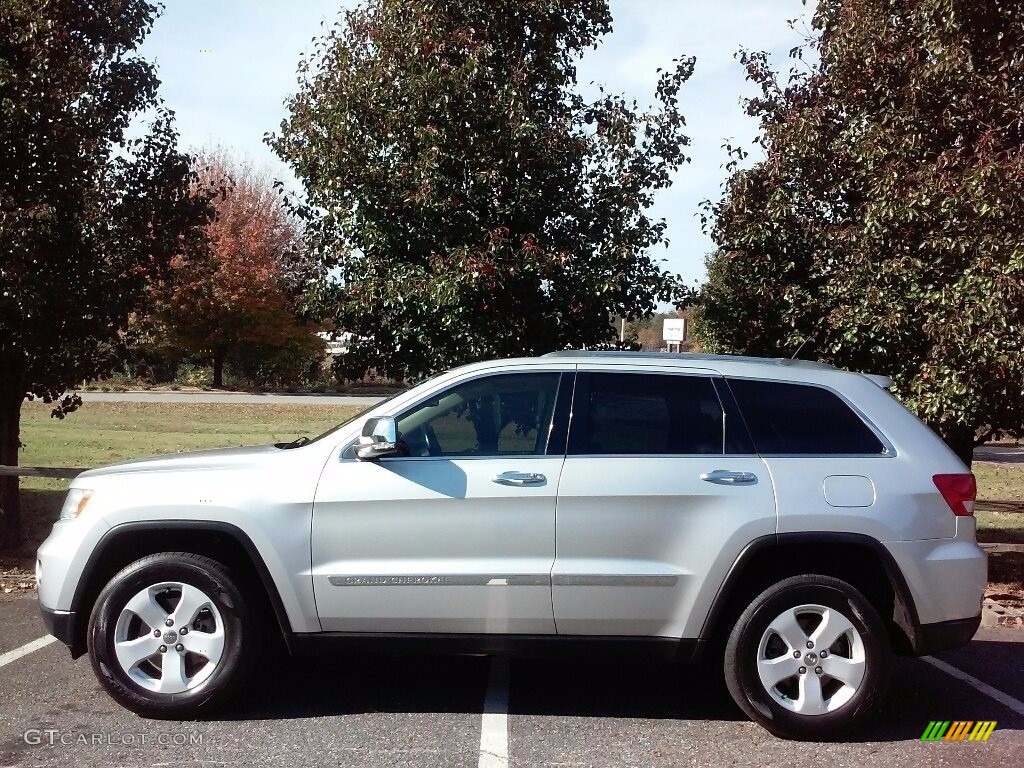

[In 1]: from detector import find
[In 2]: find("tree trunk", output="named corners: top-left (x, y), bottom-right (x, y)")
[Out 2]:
top-left (212, 348), bottom-right (225, 389)
top-left (0, 390), bottom-right (24, 552)
top-left (941, 425), bottom-right (977, 468)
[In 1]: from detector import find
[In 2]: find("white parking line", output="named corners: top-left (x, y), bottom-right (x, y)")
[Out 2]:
top-left (0, 635), bottom-right (56, 669)
top-left (923, 656), bottom-right (1024, 716)
top-left (479, 657), bottom-right (510, 768)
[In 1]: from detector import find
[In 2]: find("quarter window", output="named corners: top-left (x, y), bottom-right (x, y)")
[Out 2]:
top-left (727, 378), bottom-right (885, 455)
top-left (568, 373), bottom-right (725, 455)
top-left (395, 373), bottom-right (561, 457)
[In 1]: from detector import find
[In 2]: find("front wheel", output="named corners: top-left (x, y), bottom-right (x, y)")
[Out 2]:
top-left (88, 552), bottom-right (256, 718)
top-left (724, 574), bottom-right (891, 740)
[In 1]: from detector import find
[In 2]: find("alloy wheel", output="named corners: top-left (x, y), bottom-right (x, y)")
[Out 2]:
top-left (112, 582), bottom-right (226, 694)
top-left (755, 603), bottom-right (866, 715)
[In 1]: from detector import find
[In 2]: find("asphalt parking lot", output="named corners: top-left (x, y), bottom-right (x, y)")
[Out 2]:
top-left (1, 593), bottom-right (1022, 768)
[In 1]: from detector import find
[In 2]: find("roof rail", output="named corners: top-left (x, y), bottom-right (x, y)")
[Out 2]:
top-left (541, 350), bottom-right (836, 370)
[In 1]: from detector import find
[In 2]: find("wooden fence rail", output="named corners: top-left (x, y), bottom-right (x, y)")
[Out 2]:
top-left (0, 465), bottom-right (86, 479)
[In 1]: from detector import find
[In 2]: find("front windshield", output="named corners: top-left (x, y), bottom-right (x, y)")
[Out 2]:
top-left (295, 390), bottom-right (405, 447)
top-left (279, 370), bottom-right (448, 448)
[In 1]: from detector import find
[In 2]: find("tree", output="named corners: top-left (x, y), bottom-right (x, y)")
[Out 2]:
top-left (693, 0), bottom-right (1024, 464)
top-left (0, 0), bottom-right (212, 549)
top-left (150, 151), bottom-right (316, 388)
top-left (270, 0), bottom-right (694, 381)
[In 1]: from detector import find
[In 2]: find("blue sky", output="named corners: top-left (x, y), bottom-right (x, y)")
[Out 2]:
top-left (138, 0), bottom-right (813, 285)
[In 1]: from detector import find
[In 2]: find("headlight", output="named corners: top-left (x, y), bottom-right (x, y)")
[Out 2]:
top-left (59, 488), bottom-right (93, 520)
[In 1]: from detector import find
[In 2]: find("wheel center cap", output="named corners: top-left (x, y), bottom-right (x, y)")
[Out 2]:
top-left (805, 652), bottom-right (818, 665)
top-left (163, 630), bottom-right (178, 644)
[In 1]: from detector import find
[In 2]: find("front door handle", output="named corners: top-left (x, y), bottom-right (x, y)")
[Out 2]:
top-left (700, 469), bottom-right (758, 486)
top-left (492, 471), bottom-right (547, 487)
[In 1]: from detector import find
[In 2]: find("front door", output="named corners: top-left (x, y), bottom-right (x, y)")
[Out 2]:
top-left (311, 371), bottom-right (569, 634)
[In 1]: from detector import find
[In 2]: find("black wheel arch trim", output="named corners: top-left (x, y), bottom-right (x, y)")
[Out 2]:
top-left (66, 520), bottom-right (294, 659)
top-left (697, 531), bottom-right (924, 656)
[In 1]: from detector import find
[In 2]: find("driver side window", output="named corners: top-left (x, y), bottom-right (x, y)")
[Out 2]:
top-left (396, 373), bottom-right (561, 458)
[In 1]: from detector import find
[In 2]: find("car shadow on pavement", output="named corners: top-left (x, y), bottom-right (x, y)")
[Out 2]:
top-left (506, 657), bottom-right (744, 722)
top-left (205, 643), bottom-right (1024, 745)
top-left (218, 652), bottom-right (493, 721)
top-left (508, 654), bottom-right (1024, 744)
top-left (854, 655), bottom-right (1024, 743)
top-left (210, 649), bottom-right (1019, 744)
top-left (215, 652), bottom-right (745, 723)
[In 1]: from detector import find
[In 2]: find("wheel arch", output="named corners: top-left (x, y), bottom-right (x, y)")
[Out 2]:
top-left (67, 520), bottom-right (293, 659)
top-left (697, 532), bottom-right (921, 658)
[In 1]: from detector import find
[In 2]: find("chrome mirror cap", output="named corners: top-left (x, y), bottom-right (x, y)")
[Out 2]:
top-left (356, 416), bottom-right (402, 460)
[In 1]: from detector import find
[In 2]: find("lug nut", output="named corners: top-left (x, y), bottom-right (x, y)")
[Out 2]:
top-left (153, 629), bottom-right (161, 637)
top-left (806, 641), bottom-right (814, 649)
top-left (158, 645), bottom-right (167, 653)
top-left (820, 650), bottom-right (828, 658)
top-left (815, 666), bottom-right (823, 675)
top-left (798, 666), bottom-right (806, 674)
top-left (175, 643), bottom-right (184, 652)
top-left (179, 627), bottom-right (188, 635)
top-left (793, 650), bottom-right (801, 658)
top-left (165, 618), bottom-right (174, 627)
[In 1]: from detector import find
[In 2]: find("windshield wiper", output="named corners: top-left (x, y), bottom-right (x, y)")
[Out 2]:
top-left (276, 435), bottom-right (311, 449)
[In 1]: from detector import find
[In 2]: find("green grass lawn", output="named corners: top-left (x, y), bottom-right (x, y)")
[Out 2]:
top-left (18, 400), bottom-right (364, 468)
top-left (974, 460), bottom-right (1024, 509)
top-left (974, 460), bottom-right (1024, 544)
top-left (2, 401), bottom-right (362, 570)
top-left (976, 510), bottom-right (1024, 544)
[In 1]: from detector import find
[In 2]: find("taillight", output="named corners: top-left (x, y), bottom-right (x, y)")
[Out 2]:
top-left (932, 473), bottom-right (977, 517)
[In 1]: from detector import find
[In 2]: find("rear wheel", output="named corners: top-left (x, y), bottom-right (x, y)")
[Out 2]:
top-left (724, 574), bottom-right (890, 740)
top-left (88, 552), bottom-right (256, 717)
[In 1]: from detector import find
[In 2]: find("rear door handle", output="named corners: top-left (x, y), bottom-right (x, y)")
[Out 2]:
top-left (492, 471), bottom-right (547, 487)
top-left (700, 469), bottom-right (758, 486)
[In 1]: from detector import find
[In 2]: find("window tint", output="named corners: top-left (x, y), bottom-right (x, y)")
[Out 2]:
top-left (727, 378), bottom-right (885, 455)
top-left (396, 373), bottom-right (560, 457)
top-left (569, 373), bottom-right (724, 455)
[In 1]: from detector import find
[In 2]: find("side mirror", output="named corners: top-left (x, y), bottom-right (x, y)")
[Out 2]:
top-left (356, 416), bottom-right (404, 460)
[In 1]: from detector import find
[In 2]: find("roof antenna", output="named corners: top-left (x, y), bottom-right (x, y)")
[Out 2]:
top-left (790, 336), bottom-right (815, 360)
top-left (791, 317), bottom-right (830, 360)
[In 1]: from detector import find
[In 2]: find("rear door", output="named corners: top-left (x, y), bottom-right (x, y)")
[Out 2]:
top-left (551, 368), bottom-right (777, 638)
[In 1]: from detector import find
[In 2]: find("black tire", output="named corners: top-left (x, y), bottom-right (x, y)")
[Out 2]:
top-left (88, 552), bottom-right (257, 718)
top-left (723, 574), bottom-right (891, 740)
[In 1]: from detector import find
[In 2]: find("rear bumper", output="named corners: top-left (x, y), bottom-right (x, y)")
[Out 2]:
top-left (39, 605), bottom-right (83, 658)
top-left (912, 614), bottom-right (981, 656)
top-left (884, 532), bottom-right (984, 655)
top-left (884, 534), bottom-right (986, 626)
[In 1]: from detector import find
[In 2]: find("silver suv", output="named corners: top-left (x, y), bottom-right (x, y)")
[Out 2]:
top-left (36, 351), bottom-right (985, 739)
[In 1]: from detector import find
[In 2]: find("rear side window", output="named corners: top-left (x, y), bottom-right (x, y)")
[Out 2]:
top-left (569, 373), bottom-right (724, 455)
top-left (727, 378), bottom-right (885, 455)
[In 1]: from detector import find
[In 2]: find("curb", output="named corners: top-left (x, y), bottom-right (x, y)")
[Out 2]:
top-left (982, 598), bottom-right (1024, 628)
top-left (979, 542), bottom-right (1024, 554)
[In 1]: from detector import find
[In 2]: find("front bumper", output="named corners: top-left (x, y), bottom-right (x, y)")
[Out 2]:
top-left (39, 605), bottom-right (83, 658)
